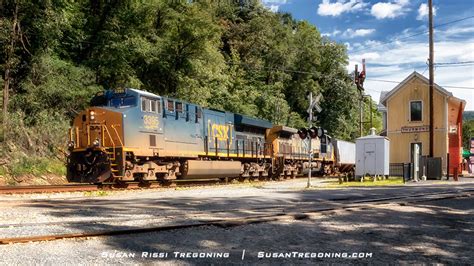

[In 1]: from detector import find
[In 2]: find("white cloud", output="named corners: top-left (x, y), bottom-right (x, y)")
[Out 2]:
top-left (370, 0), bottom-right (410, 19)
top-left (416, 3), bottom-right (437, 20)
top-left (261, 0), bottom-right (287, 4)
top-left (442, 26), bottom-right (474, 37)
top-left (317, 0), bottom-right (367, 17)
top-left (342, 28), bottom-right (375, 38)
top-left (351, 52), bottom-right (381, 62)
top-left (262, 0), bottom-right (287, 12)
top-left (322, 29), bottom-right (342, 37)
top-left (268, 5), bottom-right (279, 12)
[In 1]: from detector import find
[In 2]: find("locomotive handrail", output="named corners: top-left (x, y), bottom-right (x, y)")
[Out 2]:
top-left (110, 125), bottom-right (124, 147)
top-left (87, 126), bottom-right (91, 146)
top-left (75, 127), bottom-right (79, 147)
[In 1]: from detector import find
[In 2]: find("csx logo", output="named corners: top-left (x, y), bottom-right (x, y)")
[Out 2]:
top-left (208, 122), bottom-right (233, 143)
top-left (144, 115), bottom-right (159, 130)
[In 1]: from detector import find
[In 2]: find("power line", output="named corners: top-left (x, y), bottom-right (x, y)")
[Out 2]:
top-left (350, 15), bottom-right (474, 54)
top-left (434, 61), bottom-right (474, 68)
top-left (227, 61), bottom-right (474, 90)
top-left (435, 61), bottom-right (474, 65)
top-left (421, 64), bottom-right (429, 75)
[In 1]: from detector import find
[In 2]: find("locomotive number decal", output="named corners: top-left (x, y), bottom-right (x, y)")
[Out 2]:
top-left (143, 115), bottom-right (159, 130)
top-left (208, 120), bottom-right (233, 144)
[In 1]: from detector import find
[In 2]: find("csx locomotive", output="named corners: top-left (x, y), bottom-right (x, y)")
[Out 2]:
top-left (67, 88), bottom-right (354, 183)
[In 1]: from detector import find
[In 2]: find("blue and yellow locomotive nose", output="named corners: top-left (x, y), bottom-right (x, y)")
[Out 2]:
top-left (67, 107), bottom-right (124, 183)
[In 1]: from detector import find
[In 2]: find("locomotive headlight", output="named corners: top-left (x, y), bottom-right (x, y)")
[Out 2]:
top-left (93, 138), bottom-right (100, 147)
top-left (89, 110), bottom-right (95, 120)
top-left (67, 140), bottom-right (75, 150)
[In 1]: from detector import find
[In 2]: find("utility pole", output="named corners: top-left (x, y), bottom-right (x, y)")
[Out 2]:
top-left (307, 92), bottom-right (313, 188)
top-left (428, 0), bottom-right (434, 157)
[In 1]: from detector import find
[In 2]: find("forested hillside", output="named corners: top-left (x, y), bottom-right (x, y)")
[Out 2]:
top-left (0, 0), bottom-right (380, 181)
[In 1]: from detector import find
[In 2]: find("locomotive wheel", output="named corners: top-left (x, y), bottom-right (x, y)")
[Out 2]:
top-left (238, 176), bottom-right (249, 182)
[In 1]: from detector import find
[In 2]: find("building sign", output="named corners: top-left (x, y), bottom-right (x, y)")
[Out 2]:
top-left (401, 125), bottom-right (429, 133)
top-left (449, 125), bottom-right (458, 134)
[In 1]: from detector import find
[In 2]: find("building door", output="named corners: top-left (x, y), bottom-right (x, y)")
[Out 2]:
top-left (364, 143), bottom-right (376, 175)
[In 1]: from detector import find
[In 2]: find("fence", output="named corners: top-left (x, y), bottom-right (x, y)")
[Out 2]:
top-left (389, 157), bottom-right (442, 182)
top-left (389, 163), bottom-right (412, 182)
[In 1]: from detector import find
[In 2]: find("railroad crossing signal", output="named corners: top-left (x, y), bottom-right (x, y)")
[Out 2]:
top-left (354, 58), bottom-right (366, 92)
top-left (307, 93), bottom-right (323, 114)
top-left (305, 92), bottom-right (323, 189)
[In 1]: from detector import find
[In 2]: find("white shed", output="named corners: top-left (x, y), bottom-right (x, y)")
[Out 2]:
top-left (355, 128), bottom-right (390, 177)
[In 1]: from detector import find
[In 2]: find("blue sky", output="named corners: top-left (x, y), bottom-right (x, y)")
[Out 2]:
top-left (262, 0), bottom-right (474, 110)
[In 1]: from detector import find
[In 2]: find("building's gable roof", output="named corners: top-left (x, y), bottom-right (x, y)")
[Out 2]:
top-left (380, 71), bottom-right (453, 105)
top-left (377, 90), bottom-right (390, 111)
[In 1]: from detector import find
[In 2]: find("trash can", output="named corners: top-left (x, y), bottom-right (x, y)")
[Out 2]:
top-left (403, 163), bottom-right (412, 182)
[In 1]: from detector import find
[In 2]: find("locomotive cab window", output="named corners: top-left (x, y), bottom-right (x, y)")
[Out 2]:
top-left (141, 98), bottom-right (150, 112)
top-left (167, 100), bottom-right (175, 112)
top-left (176, 102), bottom-right (183, 113)
top-left (141, 97), bottom-right (161, 114)
top-left (150, 100), bottom-right (157, 113)
top-left (156, 100), bottom-right (161, 113)
top-left (195, 106), bottom-right (202, 123)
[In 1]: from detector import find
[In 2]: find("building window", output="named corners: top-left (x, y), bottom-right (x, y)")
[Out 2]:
top-left (410, 101), bottom-right (422, 122)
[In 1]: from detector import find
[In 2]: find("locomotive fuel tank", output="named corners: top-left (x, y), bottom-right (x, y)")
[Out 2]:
top-left (180, 160), bottom-right (242, 179)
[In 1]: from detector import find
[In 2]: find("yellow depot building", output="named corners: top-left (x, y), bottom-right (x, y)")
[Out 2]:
top-left (378, 72), bottom-right (465, 175)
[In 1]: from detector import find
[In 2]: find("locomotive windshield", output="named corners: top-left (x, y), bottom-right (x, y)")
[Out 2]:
top-left (110, 95), bottom-right (136, 108)
top-left (90, 90), bottom-right (137, 108)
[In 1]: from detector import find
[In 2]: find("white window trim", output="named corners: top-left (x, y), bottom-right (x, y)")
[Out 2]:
top-left (150, 99), bottom-right (156, 113)
top-left (141, 97), bottom-right (162, 113)
top-left (409, 100), bottom-right (423, 122)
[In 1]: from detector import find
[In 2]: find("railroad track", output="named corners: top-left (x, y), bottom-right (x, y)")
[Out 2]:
top-left (0, 189), bottom-right (472, 245)
top-left (0, 184), bottom-right (98, 194)
top-left (0, 175), bottom-right (323, 194)
top-left (0, 180), bottom-right (222, 194)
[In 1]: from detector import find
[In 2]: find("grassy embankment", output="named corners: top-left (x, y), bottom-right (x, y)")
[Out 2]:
top-left (322, 177), bottom-right (404, 187)
top-left (0, 111), bottom-right (68, 185)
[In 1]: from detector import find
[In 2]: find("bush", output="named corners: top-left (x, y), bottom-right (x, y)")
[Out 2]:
top-left (2, 110), bottom-right (69, 179)
top-left (9, 157), bottom-right (65, 177)
top-left (5, 110), bottom-right (69, 158)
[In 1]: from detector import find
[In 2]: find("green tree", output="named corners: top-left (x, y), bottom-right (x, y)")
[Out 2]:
top-left (463, 120), bottom-right (474, 149)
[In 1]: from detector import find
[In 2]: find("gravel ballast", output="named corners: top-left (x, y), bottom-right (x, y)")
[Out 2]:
top-left (0, 196), bottom-right (472, 264)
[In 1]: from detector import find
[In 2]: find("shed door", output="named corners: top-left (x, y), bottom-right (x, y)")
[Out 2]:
top-left (364, 143), bottom-right (376, 175)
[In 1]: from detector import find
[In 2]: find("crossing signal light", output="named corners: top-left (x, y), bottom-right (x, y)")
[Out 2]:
top-left (297, 128), bottom-right (308, 139)
top-left (298, 127), bottom-right (327, 140)
top-left (308, 127), bottom-right (318, 138)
